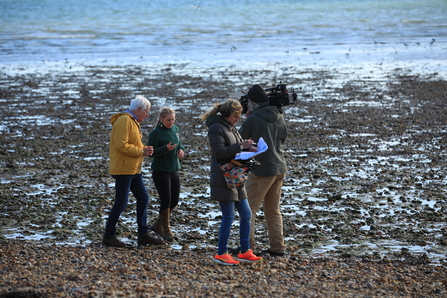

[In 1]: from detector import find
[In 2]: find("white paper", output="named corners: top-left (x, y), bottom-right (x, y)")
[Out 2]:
top-left (235, 137), bottom-right (268, 160)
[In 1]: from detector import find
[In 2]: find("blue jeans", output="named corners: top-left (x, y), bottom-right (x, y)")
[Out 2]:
top-left (217, 199), bottom-right (252, 255)
top-left (104, 174), bottom-right (149, 237)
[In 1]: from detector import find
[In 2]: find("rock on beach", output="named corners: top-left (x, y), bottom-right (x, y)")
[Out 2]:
top-left (0, 240), bottom-right (446, 297)
top-left (0, 63), bottom-right (447, 297)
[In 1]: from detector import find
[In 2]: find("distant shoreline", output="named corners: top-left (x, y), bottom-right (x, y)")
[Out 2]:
top-left (1, 38), bottom-right (446, 76)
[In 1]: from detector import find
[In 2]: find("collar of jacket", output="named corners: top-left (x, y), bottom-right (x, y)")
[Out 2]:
top-left (125, 110), bottom-right (138, 120)
top-left (256, 102), bottom-right (270, 109)
top-left (159, 123), bottom-right (172, 131)
top-left (206, 114), bottom-right (230, 128)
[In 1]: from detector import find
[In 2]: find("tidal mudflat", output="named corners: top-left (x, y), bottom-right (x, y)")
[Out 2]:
top-left (1, 62), bottom-right (446, 297)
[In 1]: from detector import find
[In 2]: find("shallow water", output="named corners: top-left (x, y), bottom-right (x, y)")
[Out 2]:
top-left (1, 0), bottom-right (446, 67)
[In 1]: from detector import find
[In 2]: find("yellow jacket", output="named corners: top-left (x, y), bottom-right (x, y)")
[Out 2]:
top-left (109, 112), bottom-right (145, 175)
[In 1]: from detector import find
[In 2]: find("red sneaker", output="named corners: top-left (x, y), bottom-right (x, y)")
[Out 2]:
top-left (237, 249), bottom-right (263, 263)
top-left (213, 252), bottom-right (240, 266)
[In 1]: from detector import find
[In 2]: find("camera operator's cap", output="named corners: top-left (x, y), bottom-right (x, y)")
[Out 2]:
top-left (246, 84), bottom-right (268, 103)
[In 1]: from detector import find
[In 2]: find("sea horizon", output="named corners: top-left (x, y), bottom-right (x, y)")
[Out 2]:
top-left (0, 0), bottom-right (446, 74)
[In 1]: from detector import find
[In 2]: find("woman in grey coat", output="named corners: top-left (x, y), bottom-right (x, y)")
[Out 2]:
top-left (200, 99), bottom-right (262, 266)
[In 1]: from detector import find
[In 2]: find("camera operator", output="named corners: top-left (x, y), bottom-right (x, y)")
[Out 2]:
top-left (239, 84), bottom-right (287, 256)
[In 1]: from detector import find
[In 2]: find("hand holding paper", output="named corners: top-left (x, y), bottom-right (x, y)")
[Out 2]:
top-left (235, 137), bottom-right (268, 160)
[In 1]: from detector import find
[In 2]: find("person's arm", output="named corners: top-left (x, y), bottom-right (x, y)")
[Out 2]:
top-left (114, 116), bottom-right (143, 156)
top-left (148, 129), bottom-right (170, 157)
top-left (177, 138), bottom-right (185, 159)
top-left (208, 124), bottom-right (239, 161)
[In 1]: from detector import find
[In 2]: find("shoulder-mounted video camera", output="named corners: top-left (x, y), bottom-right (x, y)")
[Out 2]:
top-left (237, 82), bottom-right (297, 114)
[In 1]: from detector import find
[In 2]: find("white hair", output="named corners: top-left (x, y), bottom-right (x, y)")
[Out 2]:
top-left (248, 99), bottom-right (261, 111)
top-left (130, 95), bottom-right (151, 111)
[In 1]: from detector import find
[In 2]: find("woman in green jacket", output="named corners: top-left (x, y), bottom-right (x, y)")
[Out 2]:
top-left (147, 107), bottom-right (185, 241)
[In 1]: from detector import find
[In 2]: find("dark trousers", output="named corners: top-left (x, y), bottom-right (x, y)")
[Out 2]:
top-left (152, 170), bottom-right (180, 212)
top-left (104, 174), bottom-right (149, 237)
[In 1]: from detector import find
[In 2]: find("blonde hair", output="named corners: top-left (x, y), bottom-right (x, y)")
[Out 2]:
top-left (156, 107), bottom-right (175, 126)
top-left (199, 99), bottom-right (242, 120)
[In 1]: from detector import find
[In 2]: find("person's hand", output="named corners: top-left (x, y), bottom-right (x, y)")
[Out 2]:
top-left (241, 138), bottom-right (256, 150)
top-left (177, 149), bottom-right (185, 159)
top-left (166, 142), bottom-right (177, 151)
top-left (143, 146), bottom-right (153, 156)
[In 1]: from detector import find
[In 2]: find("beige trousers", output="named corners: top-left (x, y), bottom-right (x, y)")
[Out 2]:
top-left (245, 173), bottom-right (286, 253)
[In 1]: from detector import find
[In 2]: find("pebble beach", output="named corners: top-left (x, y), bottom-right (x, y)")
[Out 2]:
top-left (1, 61), bottom-right (447, 297)
top-left (2, 1), bottom-right (447, 296)
top-left (1, 240), bottom-right (446, 298)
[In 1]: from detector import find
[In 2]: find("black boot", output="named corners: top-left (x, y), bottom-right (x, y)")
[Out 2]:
top-left (102, 235), bottom-right (126, 247)
top-left (138, 233), bottom-right (164, 246)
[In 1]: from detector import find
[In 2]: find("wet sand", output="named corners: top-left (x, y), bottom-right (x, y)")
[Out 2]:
top-left (0, 63), bottom-right (446, 297)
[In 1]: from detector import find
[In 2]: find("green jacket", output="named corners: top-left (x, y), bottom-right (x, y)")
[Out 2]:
top-left (147, 124), bottom-right (185, 173)
top-left (239, 103), bottom-right (287, 177)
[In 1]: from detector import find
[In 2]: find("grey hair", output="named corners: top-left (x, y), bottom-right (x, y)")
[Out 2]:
top-left (130, 95), bottom-right (151, 111)
top-left (248, 100), bottom-right (261, 111)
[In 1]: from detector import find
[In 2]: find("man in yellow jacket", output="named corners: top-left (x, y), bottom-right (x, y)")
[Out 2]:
top-left (103, 95), bottom-right (164, 247)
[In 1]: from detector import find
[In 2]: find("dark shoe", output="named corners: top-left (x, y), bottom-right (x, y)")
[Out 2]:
top-left (262, 248), bottom-right (285, 257)
top-left (138, 233), bottom-right (164, 246)
top-left (102, 235), bottom-right (126, 247)
top-left (151, 217), bottom-right (164, 236)
top-left (161, 228), bottom-right (178, 242)
top-left (162, 233), bottom-right (178, 242)
top-left (161, 226), bottom-right (175, 241)
top-left (229, 247), bottom-right (240, 256)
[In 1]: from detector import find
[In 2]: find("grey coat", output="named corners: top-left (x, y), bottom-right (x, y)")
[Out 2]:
top-left (239, 103), bottom-right (287, 177)
top-left (205, 114), bottom-right (247, 202)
